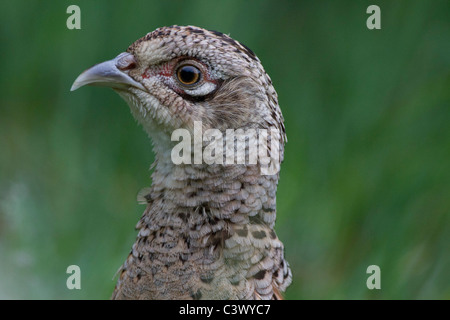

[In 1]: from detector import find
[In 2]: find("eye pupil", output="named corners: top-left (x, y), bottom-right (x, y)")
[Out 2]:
top-left (177, 65), bottom-right (201, 85)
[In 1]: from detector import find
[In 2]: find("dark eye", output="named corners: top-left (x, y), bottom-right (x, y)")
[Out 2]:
top-left (176, 65), bottom-right (201, 85)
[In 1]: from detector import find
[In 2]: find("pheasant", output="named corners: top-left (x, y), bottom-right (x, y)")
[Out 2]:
top-left (71, 25), bottom-right (292, 300)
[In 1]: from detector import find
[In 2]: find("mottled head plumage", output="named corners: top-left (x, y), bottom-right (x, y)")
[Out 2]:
top-left (123, 25), bottom-right (285, 137)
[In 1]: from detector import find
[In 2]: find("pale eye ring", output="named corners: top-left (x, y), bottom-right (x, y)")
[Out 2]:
top-left (176, 65), bottom-right (201, 86)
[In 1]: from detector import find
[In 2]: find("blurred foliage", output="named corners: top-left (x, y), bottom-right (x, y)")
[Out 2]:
top-left (0, 0), bottom-right (449, 299)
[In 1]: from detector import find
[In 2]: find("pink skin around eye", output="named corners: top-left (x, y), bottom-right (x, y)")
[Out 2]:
top-left (142, 56), bottom-right (195, 80)
top-left (141, 60), bottom-right (174, 79)
top-left (141, 57), bottom-right (216, 82)
top-left (140, 58), bottom-right (219, 97)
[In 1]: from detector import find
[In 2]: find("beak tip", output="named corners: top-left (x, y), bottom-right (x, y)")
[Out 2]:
top-left (70, 74), bottom-right (85, 92)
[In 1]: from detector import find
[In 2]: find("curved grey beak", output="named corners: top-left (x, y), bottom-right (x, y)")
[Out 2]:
top-left (71, 52), bottom-right (145, 91)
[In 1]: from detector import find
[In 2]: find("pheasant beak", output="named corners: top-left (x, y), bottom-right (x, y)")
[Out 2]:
top-left (71, 52), bottom-right (145, 92)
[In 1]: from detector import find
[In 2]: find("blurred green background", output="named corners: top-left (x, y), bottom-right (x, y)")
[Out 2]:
top-left (0, 0), bottom-right (449, 299)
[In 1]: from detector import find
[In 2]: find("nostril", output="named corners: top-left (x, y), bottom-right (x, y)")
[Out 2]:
top-left (116, 52), bottom-right (137, 71)
top-left (120, 61), bottom-right (136, 71)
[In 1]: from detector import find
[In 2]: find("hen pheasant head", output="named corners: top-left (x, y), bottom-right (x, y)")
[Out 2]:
top-left (72, 25), bottom-right (286, 166)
